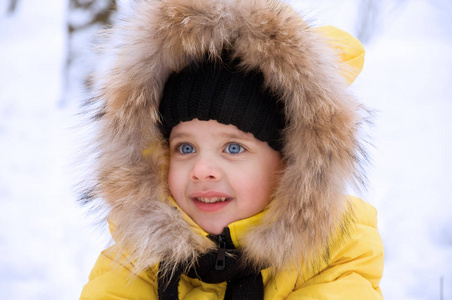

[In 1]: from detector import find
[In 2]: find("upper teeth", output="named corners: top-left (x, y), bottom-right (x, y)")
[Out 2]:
top-left (196, 197), bottom-right (227, 203)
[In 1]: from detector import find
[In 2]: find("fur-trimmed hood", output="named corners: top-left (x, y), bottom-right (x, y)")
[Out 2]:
top-left (84, 0), bottom-right (368, 275)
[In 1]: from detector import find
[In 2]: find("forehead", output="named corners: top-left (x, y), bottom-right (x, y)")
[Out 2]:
top-left (169, 119), bottom-right (257, 142)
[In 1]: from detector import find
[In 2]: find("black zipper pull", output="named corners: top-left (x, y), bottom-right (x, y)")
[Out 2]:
top-left (215, 234), bottom-right (226, 271)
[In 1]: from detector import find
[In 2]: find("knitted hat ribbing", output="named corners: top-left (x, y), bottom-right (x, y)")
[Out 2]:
top-left (159, 58), bottom-right (285, 151)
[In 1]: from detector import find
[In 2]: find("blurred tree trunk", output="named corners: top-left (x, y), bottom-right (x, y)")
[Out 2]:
top-left (62, 0), bottom-right (117, 105)
top-left (7, 0), bottom-right (19, 14)
top-left (355, 0), bottom-right (380, 44)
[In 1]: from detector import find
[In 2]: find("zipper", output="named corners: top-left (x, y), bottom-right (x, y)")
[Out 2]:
top-left (208, 230), bottom-right (228, 271)
top-left (215, 233), bottom-right (226, 270)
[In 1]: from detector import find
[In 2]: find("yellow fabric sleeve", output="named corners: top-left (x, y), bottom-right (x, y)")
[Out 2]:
top-left (79, 246), bottom-right (159, 300)
top-left (288, 197), bottom-right (384, 299)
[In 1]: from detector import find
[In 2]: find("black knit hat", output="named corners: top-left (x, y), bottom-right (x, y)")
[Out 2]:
top-left (159, 57), bottom-right (285, 151)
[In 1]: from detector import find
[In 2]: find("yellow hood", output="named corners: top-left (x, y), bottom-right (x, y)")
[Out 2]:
top-left (82, 0), bottom-right (370, 276)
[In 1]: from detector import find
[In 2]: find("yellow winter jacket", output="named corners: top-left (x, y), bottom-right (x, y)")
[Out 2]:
top-left (80, 196), bottom-right (383, 299)
top-left (80, 1), bottom-right (383, 298)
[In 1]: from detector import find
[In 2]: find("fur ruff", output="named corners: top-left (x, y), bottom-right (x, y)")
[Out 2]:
top-left (83, 0), bottom-right (368, 275)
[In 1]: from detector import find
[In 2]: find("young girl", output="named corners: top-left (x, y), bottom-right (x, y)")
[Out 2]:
top-left (80, 0), bottom-right (384, 299)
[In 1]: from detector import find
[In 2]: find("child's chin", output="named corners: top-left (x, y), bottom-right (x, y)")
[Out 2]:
top-left (196, 217), bottom-right (231, 235)
top-left (202, 224), bottom-right (228, 236)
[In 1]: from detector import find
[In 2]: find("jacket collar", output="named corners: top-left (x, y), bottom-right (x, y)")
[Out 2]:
top-left (168, 196), bottom-right (265, 249)
top-left (90, 0), bottom-right (368, 274)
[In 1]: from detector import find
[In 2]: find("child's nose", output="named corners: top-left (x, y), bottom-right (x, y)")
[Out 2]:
top-left (190, 156), bottom-right (221, 182)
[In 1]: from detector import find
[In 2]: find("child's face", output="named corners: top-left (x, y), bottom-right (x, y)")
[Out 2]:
top-left (168, 119), bottom-right (283, 235)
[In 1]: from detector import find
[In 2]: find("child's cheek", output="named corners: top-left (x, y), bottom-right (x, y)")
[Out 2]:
top-left (167, 162), bottom-right (178, 196)
top-left (167, 161), bottom-right (186, 199)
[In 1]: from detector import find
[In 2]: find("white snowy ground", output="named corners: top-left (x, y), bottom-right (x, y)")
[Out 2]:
top-left (0, 0), bottom-right (451, 299)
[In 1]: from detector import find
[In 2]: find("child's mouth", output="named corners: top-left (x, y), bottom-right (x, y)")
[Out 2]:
top-left (195, 197), bottom-right (228, 203)
top-left (190, 195), bottom-right (233, 212)
top-left (189, 191), bottom-right (233, 211)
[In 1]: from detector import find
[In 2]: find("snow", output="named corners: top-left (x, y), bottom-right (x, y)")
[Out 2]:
top-left (1, 0), bottom-right (451, 299)
top-left (358, 2), bottom-right (452, 298)
top-left (0, 1), bottom-right (108, 299)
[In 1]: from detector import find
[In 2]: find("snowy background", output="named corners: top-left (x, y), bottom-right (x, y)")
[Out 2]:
top-left (1, 0), bottom-right (451, 299)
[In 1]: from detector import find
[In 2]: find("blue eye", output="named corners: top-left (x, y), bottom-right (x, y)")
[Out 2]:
top-left (225, 143), bottom-right (245, 154)
top-left (178, 143), bottom-right (195, 154)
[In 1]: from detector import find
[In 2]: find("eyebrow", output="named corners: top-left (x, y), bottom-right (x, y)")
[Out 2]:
top-left (217, 132), bottom-right (255, 141)
top-left (169, 131), bottom-right (255, 142)
top-left (169, 132), bottom-right (191, 141)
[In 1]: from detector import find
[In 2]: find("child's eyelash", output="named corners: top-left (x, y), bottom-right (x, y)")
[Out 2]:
top-left (173, 143), bottom-right (196, 154)
top-left (224, 142), bottom-right (247, 154)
